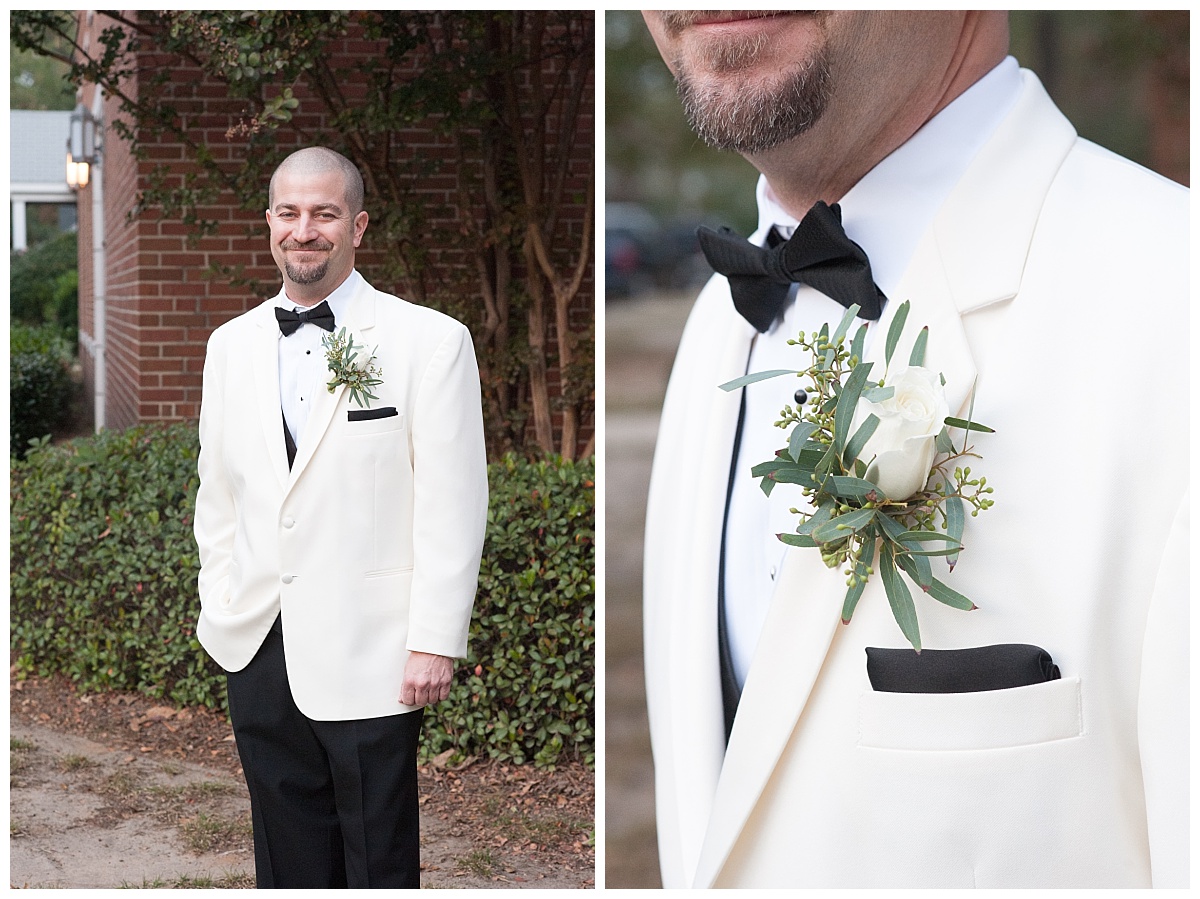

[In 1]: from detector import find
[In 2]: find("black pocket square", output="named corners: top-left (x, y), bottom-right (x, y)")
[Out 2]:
top-left (347, 406), bottom-right (398, 422)
top-left (865, 644), bottom-right (1061, 694)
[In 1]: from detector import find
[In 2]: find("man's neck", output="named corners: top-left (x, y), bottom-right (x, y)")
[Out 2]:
top-left (748, 18), bottom-right (1008, 219)
top-left (284, 270), bottom-right (353, 308)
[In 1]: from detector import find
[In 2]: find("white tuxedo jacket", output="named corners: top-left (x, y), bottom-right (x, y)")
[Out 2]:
top-left (195, 274), bottom-right (488, 721)
top-left (644, 71), bottom-right (1188, 888)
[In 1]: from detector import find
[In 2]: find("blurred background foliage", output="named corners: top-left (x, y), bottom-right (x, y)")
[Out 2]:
top-left (604, 10), bottom-right (1189, 298)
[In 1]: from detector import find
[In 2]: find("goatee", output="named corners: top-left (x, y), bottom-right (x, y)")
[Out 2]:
top-left (284, 259), bottom-right (330, 285)
top-left (675, 44), bottom-right (833, 155)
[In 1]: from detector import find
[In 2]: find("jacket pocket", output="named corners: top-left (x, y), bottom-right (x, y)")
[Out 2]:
top-left (858, 676), bottom-right (1082, 751)
top-left (348, 405), bottom-right (398, 423)
top-left (344, 409), bottom-right (405, 434)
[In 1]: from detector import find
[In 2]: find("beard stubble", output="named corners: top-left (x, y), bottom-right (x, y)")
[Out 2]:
top-left (670, 17), bottom-right (834, 155)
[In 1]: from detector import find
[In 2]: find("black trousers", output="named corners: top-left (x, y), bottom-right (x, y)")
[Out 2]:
top-left (226, 617), bottom-right (424, 888)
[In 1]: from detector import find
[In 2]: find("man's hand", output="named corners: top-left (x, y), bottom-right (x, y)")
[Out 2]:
top-left (399, 651), bottom-right (454, 707)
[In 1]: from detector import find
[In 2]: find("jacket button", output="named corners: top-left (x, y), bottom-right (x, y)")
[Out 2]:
top-left (281, 574), bottom-right (294, 585)
top-left (282, 517), bottom-right (295, 529)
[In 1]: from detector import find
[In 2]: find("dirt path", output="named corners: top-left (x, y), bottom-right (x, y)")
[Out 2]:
top-left (10, 675), bottom-right (594, 889)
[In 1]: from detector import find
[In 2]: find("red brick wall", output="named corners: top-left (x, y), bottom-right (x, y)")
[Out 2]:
top-left (75, 12), bottom-right (594, 453)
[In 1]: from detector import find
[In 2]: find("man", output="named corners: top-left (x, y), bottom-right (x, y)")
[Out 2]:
top-left (641, 11), bottom-right (1186, 888)
top-left (194, 146), bottom-right (488, 888)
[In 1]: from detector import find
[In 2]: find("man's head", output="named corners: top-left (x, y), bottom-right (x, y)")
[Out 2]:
top-left (641, 11), bottom-right (1009, 211)
top-left (266, 147), bottom-right (369, 305)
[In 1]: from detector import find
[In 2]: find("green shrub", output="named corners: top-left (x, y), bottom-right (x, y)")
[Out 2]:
top-left (427, 454), bottom-right (595, 767)
top-left (10, 230), bottom-right (78, 326)
top-left (10, 323), bottom-right (76, 458)
top-left (9, 424), bottom-right (216, 706)
top-left (10, 425), bottom-right (595, 768)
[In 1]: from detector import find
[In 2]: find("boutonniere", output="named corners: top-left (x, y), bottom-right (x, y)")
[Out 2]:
top-left (720, 301), bottom-right (995, 651)
top-left (322, 327), bottom-right (383, 409)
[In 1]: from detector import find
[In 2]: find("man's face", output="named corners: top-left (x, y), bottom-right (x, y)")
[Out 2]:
top-left (266, 168), bottom-right (368, 303)
top-left (641, 11), bottom-right (967, 156)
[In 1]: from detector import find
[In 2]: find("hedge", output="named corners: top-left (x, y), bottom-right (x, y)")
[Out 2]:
top-left (10, 323), bottom-right (76, 458)
top-left (10, 422), bottom-right (595, 768)
top-left (10, 230), bottom-right (79, 329)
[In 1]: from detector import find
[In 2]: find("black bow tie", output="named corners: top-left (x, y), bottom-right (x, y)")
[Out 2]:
top-left (275, 300), bottom-right (336, 336)
top-left (696, 201), bottom-right (886, 332)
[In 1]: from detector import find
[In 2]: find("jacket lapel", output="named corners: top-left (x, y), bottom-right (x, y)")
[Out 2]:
top-left (250, 302), bottom-right (290, 490)
top-left (286, 278), bottom-right (377, 489)
top-left (692, 70), bottom-right (1078, 887)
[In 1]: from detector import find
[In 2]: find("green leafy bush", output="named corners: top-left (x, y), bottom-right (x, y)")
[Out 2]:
top-left (427, 454), bottom-right (595, 767)
top-left (10, 423), bottom-right (213, 705)
top-left (10, 424), bottom-right (595, 768)
top-left (10, 323), bottom-right (76, 458)
top-left (10, 230), bottom-right (78, 326)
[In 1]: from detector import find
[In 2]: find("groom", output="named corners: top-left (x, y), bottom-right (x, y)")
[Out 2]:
top-left (194, 147), bottom-right (488, 887)
top-left (641, 11), bottom-right (1187, 888)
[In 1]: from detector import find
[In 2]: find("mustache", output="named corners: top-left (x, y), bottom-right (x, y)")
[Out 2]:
top-left (659, 10), bottom-right (791, 34)
top-left (281, 241), bottom-right (333, 252)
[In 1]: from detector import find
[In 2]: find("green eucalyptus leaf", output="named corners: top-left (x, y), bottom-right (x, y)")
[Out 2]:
top-left (894, 530), bottom-right (962, 546)
top-left (833, 360), bottom-right (874, 453)
top-left (909, 326), bottom-right (929, 367)
top-left (765, 466), bottom-right (819, 487)
top-left (935, 426), bottom-right (956, 455)
top-left (796, 501), bottom-right (834, 536)
top-left (884, 300), bottom-right (911, 368)
top-left (841, 579), bottom-right (867, 624)
top-left (944, 416), bottom-right (995, 433)
top-left (860, 385), bottom-right (895, 404)
top-left (779, 532), bottom-right (818, 548)
top-left (751, 456), bottom-right (793, 478)
top-left (825, 475), bottom-right (886, 502)
top-left (831, 304), bottom-right (860, 345)
top-left (902, 545), bottom-right (967, 558)
top-left (788, 421), bottom-right (819, 462)
top-left (897, 555), bottom-right (977, 611)
top-left (812, 507), bottom-right (876, 544)
top-left (899, 542), bottom-right (933, 588)
top-left (880, 544), bottom-right (921, 651)
top-left (945, 495), bottom-right (965, 569)
top-left (719, 369), bottom-right (798, 392)
top-left (851, 322), bottom-right (867, 365)
top-left (843, 413), bottom-right (879, 467)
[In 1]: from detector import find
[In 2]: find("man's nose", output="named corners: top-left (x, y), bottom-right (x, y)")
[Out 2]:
top-left (292, 214), bottom-right (318, 242)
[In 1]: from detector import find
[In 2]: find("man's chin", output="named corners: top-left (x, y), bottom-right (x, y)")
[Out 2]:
top-left (284, 263), bottom-right (330, 286)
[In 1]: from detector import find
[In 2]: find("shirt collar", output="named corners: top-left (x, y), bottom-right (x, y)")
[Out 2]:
top-left (756, 56), bottom-right (1023, 297)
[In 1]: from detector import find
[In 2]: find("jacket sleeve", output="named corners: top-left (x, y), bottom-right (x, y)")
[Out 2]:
top-left (193, 329), bottom-right (237, 616)
top-left (1138, 490), bottom-right (1189, 887)
top-left (405, 320), bottom-right (488, 658)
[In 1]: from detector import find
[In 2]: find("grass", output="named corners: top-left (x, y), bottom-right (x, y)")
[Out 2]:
top-left (180, 811), bottom-right (253, 853)
top-left (457, 848), bottom-right (496, 877)
top-left (121, 871), bottom-right (255, 889)
top-left (10, 738), bottom-right (36, 778)
top-left (99, 769), bottom-right (141, 799)
top-left (149, 781), bottom-right (237, 802)
top-left (481, 793), bottom-right (585, 845)
top-left (59, 753), bottom-right (99, 772)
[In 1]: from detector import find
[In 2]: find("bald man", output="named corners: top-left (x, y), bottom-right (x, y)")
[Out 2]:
top-left (195, 147), bottom-right (488, 887)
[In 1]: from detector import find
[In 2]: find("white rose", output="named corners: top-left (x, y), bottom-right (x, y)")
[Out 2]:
top-left (850, 366), bottom-right (949, 501)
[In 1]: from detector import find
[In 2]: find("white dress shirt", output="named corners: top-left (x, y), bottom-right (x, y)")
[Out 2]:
top-left (276, 269), bottom-right (362, 449)
top-left (723, 57), bottom-right (1023, 689)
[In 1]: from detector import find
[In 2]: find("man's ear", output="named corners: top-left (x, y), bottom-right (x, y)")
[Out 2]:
top-left (353, 210), bottom-right (369, 246)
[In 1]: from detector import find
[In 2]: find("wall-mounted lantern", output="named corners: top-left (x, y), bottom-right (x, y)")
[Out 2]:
top-left (66, 104), bottom-right (100, 190)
